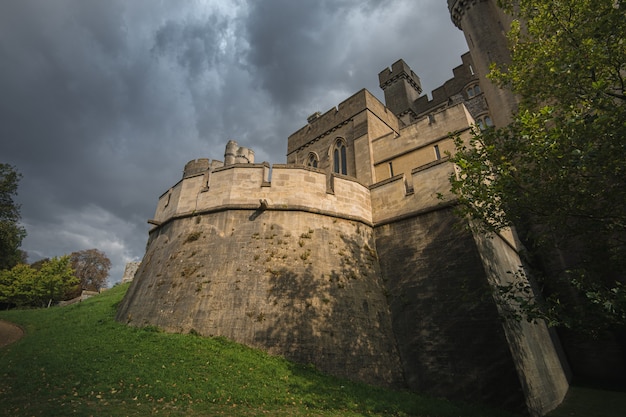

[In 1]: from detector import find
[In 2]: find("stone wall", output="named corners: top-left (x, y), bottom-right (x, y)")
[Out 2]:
top-left (116, 209), bottom-right (403, 387)
top-left (472, 230), bottom-right (571, 415)
top-left (374, 207), bottom-right (527, 412)
top-left (371, 103), bottom-right (472, 183)
top-left (153, 164), bottom-right (374, 227)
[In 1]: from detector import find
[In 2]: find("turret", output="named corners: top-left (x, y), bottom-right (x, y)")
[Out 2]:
top-left (183, 158), bottom-right (210, 179)
top-left (224, 140), bottom-right (255, 166)
top-left (378, 59), bottom-right (422, 117)
top-left (236, 146), bottom-right (255, 164)
top-left (224, 140), bottom-right (238, 165)
top-left (447, 0), bottom-right (518, 126)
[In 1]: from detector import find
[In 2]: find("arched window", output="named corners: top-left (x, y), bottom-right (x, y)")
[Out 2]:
top-left (466, 84), bottom-right (481, 98)
top-left (306, 152), bottom-right (319, 168)
top-left (476, 114), bottom-right (493, 130)
top-left (333, 139), bottom-right (347, 175)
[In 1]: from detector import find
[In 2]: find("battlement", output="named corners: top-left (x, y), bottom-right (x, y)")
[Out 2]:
top-left (151, 163), bottom-right (374, 228)
top-left (370, 159), bottom-right (456, 225)
top-left (183, 159), bottom-right (210, 178)
top-left (287, 89), bottom-right (398, 156)
top-left (378, 59), bottom-right (423, 118)
top-left (152, 147), bottom-right (459, 232)
top-left (378, 59), bottom-right (422, 94)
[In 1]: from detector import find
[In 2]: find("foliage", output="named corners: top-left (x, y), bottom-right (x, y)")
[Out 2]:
top-left (449, 0), bottom-right (626, 332)
top-left (0, 256), bottom-right (78, 308)
top-left (0, 284), bottom-right (517, 417)
top-left (0, 163), bottom-right (27, 271)
top-left (70, 248), bottom-right (111, 292)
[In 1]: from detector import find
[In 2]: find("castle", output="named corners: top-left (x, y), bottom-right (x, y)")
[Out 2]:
top-left (116, 2), bottom-right (572, 415)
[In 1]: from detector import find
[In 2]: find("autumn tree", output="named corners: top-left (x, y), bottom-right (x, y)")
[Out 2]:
top-left (0, 164), bottom-right (27, 271)
top-left (70, 249), bottom-right (111, 292)
top-left (449, 0), bottom-right (626, 331)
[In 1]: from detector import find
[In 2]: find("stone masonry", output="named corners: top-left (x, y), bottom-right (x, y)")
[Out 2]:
top-left (117, 2), bottom-right (571, 415)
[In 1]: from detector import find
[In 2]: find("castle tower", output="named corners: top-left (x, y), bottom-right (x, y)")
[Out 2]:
top-left (448, 2), bottom-right (571, 415)
top-left (378, 59), bottom-right (422, 122)
top-left (447, 0), bottom-right (519, 126)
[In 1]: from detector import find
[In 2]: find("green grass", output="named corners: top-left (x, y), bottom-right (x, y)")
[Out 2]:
top-left (3, 284), bottom-right (625, 416)
top-left (0, 284), bottom-right (531, 416)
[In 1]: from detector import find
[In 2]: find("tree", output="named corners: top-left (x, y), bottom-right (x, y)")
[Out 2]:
top-left (70, 249), bottom-right (111, 292)
top-left (449, 0), bottom-right (626, 332)
top-left (37, 256), bottom-right (79, 307)
top-left (0, 164), bottom-right (27, 271)
top-left (0, 257), bottom-right (78, 308)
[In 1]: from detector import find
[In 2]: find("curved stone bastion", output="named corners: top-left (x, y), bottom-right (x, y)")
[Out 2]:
top-left (116, 163), bottom-right (404, 387)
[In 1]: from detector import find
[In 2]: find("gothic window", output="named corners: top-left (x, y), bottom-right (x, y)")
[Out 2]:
top-left (476, 114), bottom-right (493, 130)
top-left (306, 152), bottom-right (319, 168)
top-left (333, 139), bottom-right (347, 175)
top-left (434, 144), bottom-right (441, 160)
top-left (466, 84), bottom-right (481, 98)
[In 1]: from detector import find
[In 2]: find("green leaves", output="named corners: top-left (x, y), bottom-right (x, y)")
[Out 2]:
top-left (0, 163), bottom-right (26, 270)
top-left (450, 0), bottom-right (626, 332)
top-left (0, 256), bottom-right (78, 308)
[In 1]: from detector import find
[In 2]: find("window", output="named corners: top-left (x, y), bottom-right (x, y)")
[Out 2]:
top-left (476, 114), bottom-right (494, 131)
top-left (434, 144), bottom-right (441, 160)
top-left (476, 115), bottom-right (493, 130)
top-left (333, 139), bottom-right (347, 175)
top-left (306, 153), bottom-right (319, 168)
top-left (388, 162), bottom-right (394, 177)
top-left (466, 84), bottom-right (481, 98)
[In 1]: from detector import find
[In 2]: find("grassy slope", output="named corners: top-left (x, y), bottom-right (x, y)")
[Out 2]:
top-left (2, 284), bottom-right (625, 416)
top-left (0, 283), bottom-right (521, 417)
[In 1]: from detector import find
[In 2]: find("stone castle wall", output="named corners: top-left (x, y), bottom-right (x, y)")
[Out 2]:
top-left (374, 206), bottom-right (527, 411)
top-left (287, 89), bottom-right (398, 158)
top-left (153, 164), bottom-right (374, 227)
top-left (116, 208), bottom-right (403, 387)
top-left (118, 151), bottom-right (571, 414)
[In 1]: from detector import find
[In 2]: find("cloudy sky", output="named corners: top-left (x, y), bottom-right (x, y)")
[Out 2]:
top-left (0, 0), bottom-right (468, 285)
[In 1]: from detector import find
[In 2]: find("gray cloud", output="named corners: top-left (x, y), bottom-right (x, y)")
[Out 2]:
top-left (0, 0), bottom-right (467, 283)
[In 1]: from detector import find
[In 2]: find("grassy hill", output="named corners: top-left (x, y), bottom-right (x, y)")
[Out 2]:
top-left (0, 283), bottom-right (519, 416)
top-left (1, 283), bottom-right (624, 416)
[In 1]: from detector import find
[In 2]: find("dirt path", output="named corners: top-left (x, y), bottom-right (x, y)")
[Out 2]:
top-left (0, 320), bottom-right (24, 348)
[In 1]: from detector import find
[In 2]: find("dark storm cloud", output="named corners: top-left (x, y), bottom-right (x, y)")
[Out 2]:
top-left (0, 0), bottom-right (467, 283)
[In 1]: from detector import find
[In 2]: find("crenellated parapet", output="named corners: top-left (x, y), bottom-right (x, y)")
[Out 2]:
top-left (151, 163), bottom-right (375, 229)
top-left (183, 158), bottom-right (211, 179)
top-left (378, 59), bottom-right (423, 118)
top-left (370, 159), bottom-right (457, 225)
top-left (152, 152), bottom-right (457, 232)
top-left (287, 89), bottom-right (398, 157)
